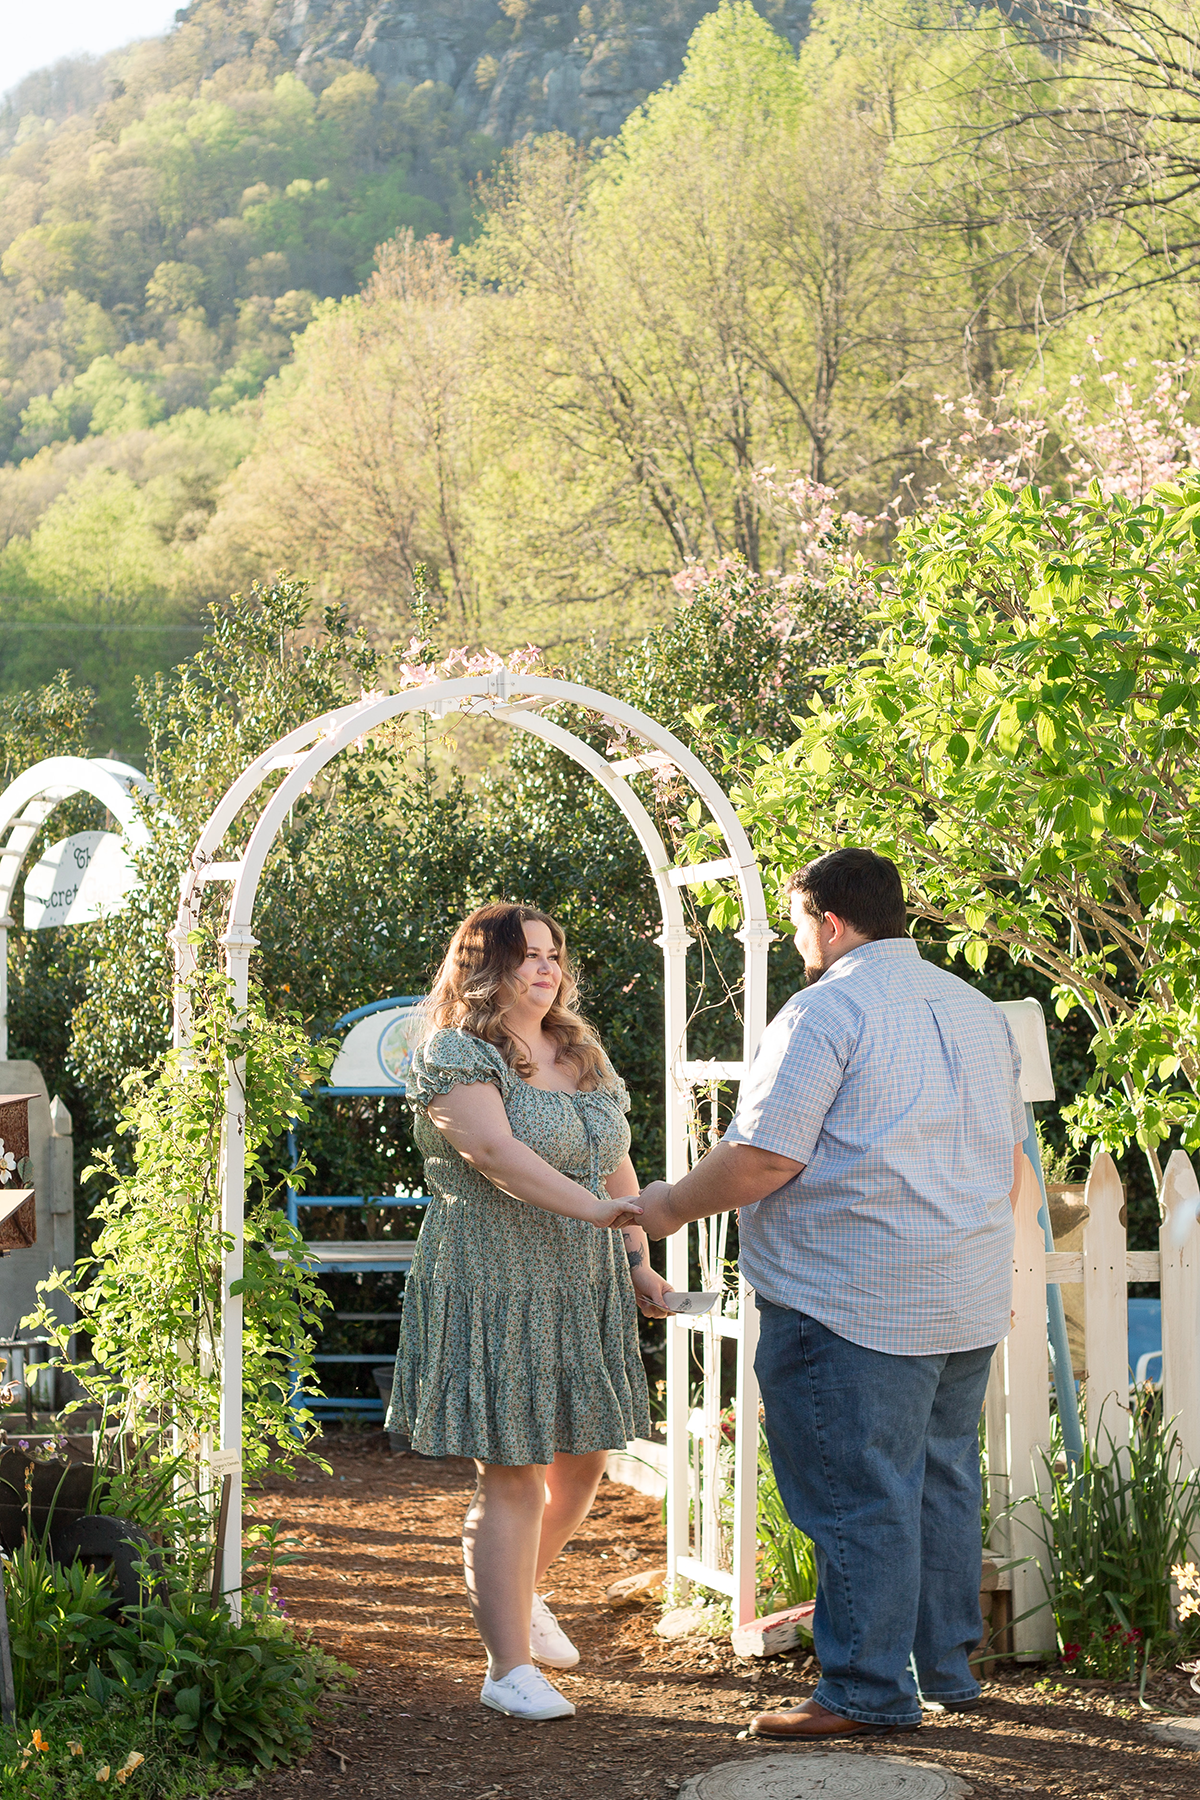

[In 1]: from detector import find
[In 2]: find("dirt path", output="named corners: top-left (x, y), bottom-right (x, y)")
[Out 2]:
top-left (249, 1438), bottom-right (1198, 1800)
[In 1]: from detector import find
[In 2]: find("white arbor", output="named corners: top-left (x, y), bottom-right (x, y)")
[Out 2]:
top-left (174, 673), bottom-right (773, 1617)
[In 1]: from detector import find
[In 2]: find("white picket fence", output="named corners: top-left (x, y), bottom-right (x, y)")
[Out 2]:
top-left (986, 1145), bottom-right (1200, 1655)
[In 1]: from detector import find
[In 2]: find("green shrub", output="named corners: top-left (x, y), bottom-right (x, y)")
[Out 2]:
top-left (3, 1537), bottom-right (116, 1716)
top-left (0, 1711), bottom-right (231, 1800)
top-left (94, 1593), bottom-right (340, 1768)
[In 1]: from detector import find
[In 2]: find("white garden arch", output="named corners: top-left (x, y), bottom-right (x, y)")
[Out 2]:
top-left (0, 756), bottom-right (155, 1060)
top-left (173, 672), bottom-right (775, 1618)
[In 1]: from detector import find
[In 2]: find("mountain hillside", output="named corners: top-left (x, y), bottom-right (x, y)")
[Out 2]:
top-left (0, 2), bottom-right (808, 467)
top-left (271, 0), bottom-right (811, 142)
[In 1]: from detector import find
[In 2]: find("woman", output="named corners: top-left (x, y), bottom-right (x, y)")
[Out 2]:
top-left (389, 902), bottom-right (673, 1722)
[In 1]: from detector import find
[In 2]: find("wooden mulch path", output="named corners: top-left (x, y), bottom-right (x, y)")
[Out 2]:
top-left (247, 1435), bottom-right (1199, 1799)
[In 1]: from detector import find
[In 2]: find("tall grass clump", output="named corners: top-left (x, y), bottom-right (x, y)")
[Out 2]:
top-left (756, 1431), bottom-right (817, 1612)
top-left (1029, 1393), bottom-right (1200, 1677)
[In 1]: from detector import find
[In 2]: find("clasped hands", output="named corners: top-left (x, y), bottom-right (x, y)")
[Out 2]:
top-left (595, 1182), bottom-right (676, 1239)
top-left (632, 1180), bottom-right (675, 1240)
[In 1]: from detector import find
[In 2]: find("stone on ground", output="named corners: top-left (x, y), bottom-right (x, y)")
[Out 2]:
top-left (678, 1752), bottom-right (972, 1798)
top-left (1147, 1715), bottom-right (1200, 1749)
top-left (606, 1565), bottom-right (668, 1606)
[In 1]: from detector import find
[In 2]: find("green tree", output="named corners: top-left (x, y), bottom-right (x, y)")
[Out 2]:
top-left (722, 478), bottom-right (1200, 1189)
top-left (193, 234), bottom-right (481, 634)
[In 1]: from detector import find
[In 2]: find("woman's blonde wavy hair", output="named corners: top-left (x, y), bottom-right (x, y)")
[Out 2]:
top-left (427, 902), bottom-right (608, 1087)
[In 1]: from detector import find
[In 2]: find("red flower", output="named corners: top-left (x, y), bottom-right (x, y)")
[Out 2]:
top-left (1061, 1644), bottom-right (1080, 1662)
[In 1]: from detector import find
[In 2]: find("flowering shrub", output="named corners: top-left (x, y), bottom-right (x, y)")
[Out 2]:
top-left (392, 632), bottom-right (542, 694)
top-left (1060, 1621), bottom-right (1146, 1681)
top-left (918, 339), bottom-right (1200, 510)
top-left (1061, 341), bottom-right (1200, 500)
top-left (748, 470), bottom-right (869, 568)
top-left (2, 1714), bottom-right (224, 1799)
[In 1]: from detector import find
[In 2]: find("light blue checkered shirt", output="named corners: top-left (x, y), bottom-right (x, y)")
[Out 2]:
top-left (727, 938), bottom-right (1024, 1355)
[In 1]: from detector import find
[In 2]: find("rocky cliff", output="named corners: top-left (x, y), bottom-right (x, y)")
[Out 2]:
top-left (265, 1), bottom-right (811, 143)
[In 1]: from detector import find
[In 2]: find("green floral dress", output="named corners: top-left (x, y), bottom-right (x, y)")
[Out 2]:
top-left (387, 1027), bottom-right (651, 1465)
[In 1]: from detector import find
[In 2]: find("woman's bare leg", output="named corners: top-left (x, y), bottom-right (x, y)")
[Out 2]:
top-left (536, 1449), bottom-right (610, 1586)
top-left (463, 1461), bottom-right (546, 1680)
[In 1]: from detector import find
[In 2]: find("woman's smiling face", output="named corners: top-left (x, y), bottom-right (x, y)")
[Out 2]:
top-left (518, 919), bottom-right (563, 1013)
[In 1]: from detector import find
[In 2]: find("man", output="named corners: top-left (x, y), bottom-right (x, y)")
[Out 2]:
top-left (638, 847), bottom-right (1025, 1738)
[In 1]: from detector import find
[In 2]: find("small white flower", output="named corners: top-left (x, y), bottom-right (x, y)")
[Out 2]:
top-left (0, 1140), bottom-right (16, 1187)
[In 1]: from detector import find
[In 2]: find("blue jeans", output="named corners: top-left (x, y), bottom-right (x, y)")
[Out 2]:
top-left (755, 1299), bottom-right (995, 1726)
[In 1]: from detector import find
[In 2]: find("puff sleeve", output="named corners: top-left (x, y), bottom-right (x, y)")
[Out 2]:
top-left (406, 1027), bottom-right (511, 1112)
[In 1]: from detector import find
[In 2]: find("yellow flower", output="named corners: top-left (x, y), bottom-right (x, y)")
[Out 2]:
top-left (115, 1752), bottom-right (145, 1783)
top-left (70, 1742), bottom-right (84, 1756)
top-left (95, 1766), bottom-right (111, 1782)
top-left (32, 1729), bottom-right (49, 1752)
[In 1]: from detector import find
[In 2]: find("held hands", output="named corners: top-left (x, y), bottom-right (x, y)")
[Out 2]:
top-left (636, 1180), bottom-right (676, 1240)
top-left (590, 1194), bottom-right (644, 1230)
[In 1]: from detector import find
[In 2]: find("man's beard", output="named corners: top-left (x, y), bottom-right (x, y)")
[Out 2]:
top-left (803, 950), bottom-right (828, 985)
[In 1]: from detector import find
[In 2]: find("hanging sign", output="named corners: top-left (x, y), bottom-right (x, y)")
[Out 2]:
top-left (326, 1005), bottom-right (426, 1092)
top-left (23, 831), bottom-right (139, 930)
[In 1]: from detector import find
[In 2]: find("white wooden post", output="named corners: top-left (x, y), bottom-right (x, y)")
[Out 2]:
top-left (1008, 1152), bottom-right (1056, 1655)
top-left (732, 917), bottom-right (771, 1629)
top-left (48, 1095), bottom-right (74, 1285)
top-left (732, 1279), bottom-right (760, 1627)
top-left (215, 924), bottom-right (257, 1614)
top-left (660, 924), bottom-right (694, 1603)
top-left (1160, 1149), bottom-right (1200, 1483)
top-left (1081, 1152), bottom-right (1129, 1456)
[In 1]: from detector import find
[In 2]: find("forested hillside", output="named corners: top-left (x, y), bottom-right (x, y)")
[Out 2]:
top-left (3, 0), bottom-right (1200, 751)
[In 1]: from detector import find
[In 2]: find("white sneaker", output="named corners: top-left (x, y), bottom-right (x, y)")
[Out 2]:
top-left (530, 1592), bottom-right (580, 1669)
top-left (481, 1663), bottom-right (575, 1722)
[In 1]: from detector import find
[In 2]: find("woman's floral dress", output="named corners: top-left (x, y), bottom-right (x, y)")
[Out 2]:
top-left (387, 1027), bottom-right (650, 1465)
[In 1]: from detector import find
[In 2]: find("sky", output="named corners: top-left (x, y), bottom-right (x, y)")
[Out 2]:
top-left (2, 3), bottom-right (178, 99)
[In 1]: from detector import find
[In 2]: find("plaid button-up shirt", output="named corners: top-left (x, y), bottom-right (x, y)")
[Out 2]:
top-left (727, 937), bottom-right (1025, 1355)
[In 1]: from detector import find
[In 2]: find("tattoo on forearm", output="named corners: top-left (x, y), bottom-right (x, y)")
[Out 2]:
top-left (621, 1229), bottom-right (645, 1270)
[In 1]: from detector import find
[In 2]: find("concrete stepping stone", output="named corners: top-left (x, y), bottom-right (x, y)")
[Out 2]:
top-left (679, 1752), bottom-right (972, 1799)
top-left (1147, 1716), bottom-right (1200, 1749)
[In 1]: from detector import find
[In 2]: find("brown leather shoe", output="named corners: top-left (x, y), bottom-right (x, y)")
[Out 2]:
top-left (749, 1698), bottom-right (921, 1739)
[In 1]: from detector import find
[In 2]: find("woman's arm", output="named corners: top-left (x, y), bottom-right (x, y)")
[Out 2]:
top-left (608, 1154), bottom-right (674, 1318)
top-left (427, 1082), bottom-right (643, 1229)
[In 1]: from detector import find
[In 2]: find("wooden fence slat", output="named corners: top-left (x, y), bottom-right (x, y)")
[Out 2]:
top-left (1046, 1251), bottom-right (1160, 1281)
top-left (1008, 1153), bottom-right (1056, 1655)
top-left (1082, 1152), bottom-right (1128, 1456)
top-left (1160, 1150), bottom-right (1200, 1481)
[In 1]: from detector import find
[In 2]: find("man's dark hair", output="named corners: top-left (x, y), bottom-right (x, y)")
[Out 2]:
top-left (785, 848), bottom-right (908, 940)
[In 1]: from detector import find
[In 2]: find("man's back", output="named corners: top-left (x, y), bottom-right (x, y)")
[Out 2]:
top-left (728, 938), bottom-right (1025, 1355)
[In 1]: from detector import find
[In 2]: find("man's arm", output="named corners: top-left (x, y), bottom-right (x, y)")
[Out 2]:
top-left (638, 1140), bottom-right (805, 1240)
top-left (1010, 1141), bottom-right (1024, 1213)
